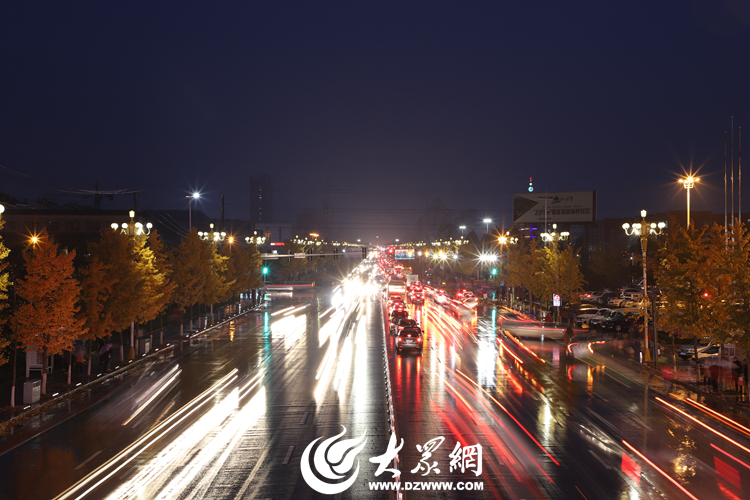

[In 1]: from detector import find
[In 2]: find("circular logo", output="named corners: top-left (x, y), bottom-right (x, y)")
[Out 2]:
top-left (300, 426), bottom-right (368, 495)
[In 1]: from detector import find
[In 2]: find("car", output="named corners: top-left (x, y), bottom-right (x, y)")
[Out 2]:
top-left (621, 288), bottom-right (643, 301)
top-left (678, 338), bottom-right (714, 360)
top-left (435, 290), bottom-right (449, 304)
top-left (695, 345), bottom-right (721, 364)
top-left (601, 312), bottom-right (639, 332)
top-left (389, 310), bottom-right (408, 333)
top-left (396, 318), bottom-right (418, 334)
top-left (411, 292), bottom-right (425, 305)
top-left (575, 308), bottom-right (610, 326)
top-left (588, 309), bottom-right (618, 329)
top-left (396, 327), bottom-right (423, 353)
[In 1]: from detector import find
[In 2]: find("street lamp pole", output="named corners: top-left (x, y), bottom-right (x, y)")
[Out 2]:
top-left (483, 218), bottom-right (492, 236)
top-left (679, 176), bottom-right (700, 227)
top-left (623, 210), bottom-right (665, 367)
top-left (187, 192), bottom-right (200, 230)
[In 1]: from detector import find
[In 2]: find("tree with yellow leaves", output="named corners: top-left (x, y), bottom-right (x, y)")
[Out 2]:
top-left (172, 229), bottom-right (210, 328)
top-left (12, 231), bottom-right (86, 394)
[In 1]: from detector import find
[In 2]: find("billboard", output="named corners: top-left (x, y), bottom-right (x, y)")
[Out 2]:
top-left (394, 248), bottom-right (415, 260)
top-left (513, 191), bottom-right (596, 224)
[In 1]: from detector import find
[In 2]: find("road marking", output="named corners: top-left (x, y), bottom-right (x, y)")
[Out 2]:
top-left (299, 411), bottom-right (309, 425)
top-left (234, 445), bottom-right (271, 499)
top-left (75, 451), bottom-right (102, 470)
top-left (282, 446), bottom-right (295, 465)
top-left (588, 449), bottom-right (612, 469)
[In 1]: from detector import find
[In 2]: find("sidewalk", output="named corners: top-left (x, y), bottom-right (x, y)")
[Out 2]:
top-left (0, 298), bottom-right (263, 434)
top-left (594, 341), bottom-right (750, 427)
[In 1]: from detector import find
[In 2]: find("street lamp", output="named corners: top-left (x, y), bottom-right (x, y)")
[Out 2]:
top-left (540, 223), bottom-right (569, 243)
top-left (198, 223), bottom-right (227, 242)
top-left (459, 225), bottom-right (466, 237)
top-left (110, 210), bottom-right (152, 237)
top-left (187, 192), bottom-right (200, 230)
top-left (483, 218), bottom-right (492, 235)
top-left (623, 210), bottom-right (666, 366)
top-left (678, 176), bottom-right (700, 227)
top-left (110, 210), bottom-right (153, 360)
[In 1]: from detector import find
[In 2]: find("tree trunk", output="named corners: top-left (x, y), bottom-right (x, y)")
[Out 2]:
top-left (67, 350), bottom-right (72, 385)
top-left (88, 339), bottom-right (92, 376)
top-left (41, 347), bottom-right (48, 395)
top-left (10, 338), bottom-right (17, 407)
top-left (119, 331), bottom-right (124, 361)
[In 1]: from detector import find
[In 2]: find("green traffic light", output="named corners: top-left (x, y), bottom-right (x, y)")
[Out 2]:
top-left (262, 267), bottom-right (269, 275)
top-left (491, 268), bottom-right (497, 275)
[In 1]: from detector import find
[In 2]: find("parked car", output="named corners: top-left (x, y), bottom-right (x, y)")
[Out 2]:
top-left (575, 308), bottom-right (611, 326)
top-left (601, 312), bottom-right (639, 332)
top-left (588, 309), bottom-right (618, 329)
top-left (677, 338), bottom-right (714, 360)
top-left (621, 288), bottom-right (643, 301)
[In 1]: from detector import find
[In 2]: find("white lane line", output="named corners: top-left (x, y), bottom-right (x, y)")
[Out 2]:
top-left (299, 411), bottom-right (309, 425)
top-left (74, 451), bottom-right (102, 470)
top-left (234, 446), bottom-right (271, 499)
top-left (588, 449), bottom-right (612, 469)
top-left (282, 446), bottom-right (295, 465)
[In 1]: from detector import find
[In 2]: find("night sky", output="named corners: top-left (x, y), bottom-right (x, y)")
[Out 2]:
top-left (1, 1), bottom-right (749, 242)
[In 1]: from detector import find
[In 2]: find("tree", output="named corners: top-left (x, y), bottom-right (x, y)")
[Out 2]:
top-left (88, 229), bottom-right (142, 359)
top-left (79, 258), bottom-right (116, 374)
top-left (147, 229), bottom-right (176, 334)
top-left (655, 223), bottom-right (718, 341)
top-left (172, 229), bottom-right (210, 326)
top-left (588, 244), bottom-right (629, 288)
top-left (535, 244), bottom-right (586, 307)
top-left (201, 241), bottom-right (233, 322)
top-left (722, 222), bottom-right (750, 351)
top-left (278, 239), bottom-right (310, 281)
top-left (222, 243), bottom-right (261, 305)
top-left (12, 231), bottom-right (86, 393)
top-left (0, 211), bottom-right (11, 366)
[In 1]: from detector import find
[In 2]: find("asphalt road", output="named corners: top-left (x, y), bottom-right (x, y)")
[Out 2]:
top-left (3, 283), bottom-right (749, 499)
top-left (0, 287), bottom-right (390, 500)
top-left (388, 296), bottom-right (750, 499)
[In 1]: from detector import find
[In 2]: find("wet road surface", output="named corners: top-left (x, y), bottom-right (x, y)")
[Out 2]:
top-left (3, 283), bottom-right (750, 499)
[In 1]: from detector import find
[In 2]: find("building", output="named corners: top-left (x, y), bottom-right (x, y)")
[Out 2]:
top-left (249, 175), bottom-right (273, 226)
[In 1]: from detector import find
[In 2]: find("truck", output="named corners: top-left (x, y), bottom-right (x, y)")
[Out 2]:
top-left (388, 278), bottom-right (407, 301)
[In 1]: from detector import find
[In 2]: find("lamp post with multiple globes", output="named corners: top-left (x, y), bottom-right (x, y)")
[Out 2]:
top-left (623, 210), bottom-right (666, 366)
top-left (111, 210), bottom-right (152, 360)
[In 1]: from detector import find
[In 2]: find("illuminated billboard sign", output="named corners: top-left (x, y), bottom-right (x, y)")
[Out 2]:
top-left (513, 191), bottom-right (596, 224)
top-left (394, 248), bottom-right (415, 260)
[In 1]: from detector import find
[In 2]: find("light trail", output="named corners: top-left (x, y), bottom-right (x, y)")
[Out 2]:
top-left (621, 440), bottom-right (701, 500)
top-left (656, 397), bottom-right (750, 456)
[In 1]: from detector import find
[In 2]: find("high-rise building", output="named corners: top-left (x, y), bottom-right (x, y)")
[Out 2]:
top-left (249, 175), bottom-right (273, 224)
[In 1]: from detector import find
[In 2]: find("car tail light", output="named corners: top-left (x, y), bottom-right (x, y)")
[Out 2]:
top-left (417, 336), bottom-right (422, 342)
top-left (397, 337), bottom-right (402, 342)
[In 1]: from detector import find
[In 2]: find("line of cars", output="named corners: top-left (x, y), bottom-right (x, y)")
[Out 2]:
top-left (387, 294), bottom-right (424, 353)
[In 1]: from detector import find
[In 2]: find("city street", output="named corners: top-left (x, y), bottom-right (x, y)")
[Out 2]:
top-left (1, 283), bottom-right (748, 499)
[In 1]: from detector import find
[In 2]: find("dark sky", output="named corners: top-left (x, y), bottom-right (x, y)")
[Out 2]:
top-left (1, 1), bottom-right (749, 242)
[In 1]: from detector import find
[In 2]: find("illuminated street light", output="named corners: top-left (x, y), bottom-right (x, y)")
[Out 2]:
top-left (110, 210), bottom-right (153, 360)
top-left (111, 210), bottom-right (152, 237)
top-left (483, 218), bottom-right (492, 235)
top-left (459, 225), bottom-right (466, 237)
top-left (623, 210), bottom-right (666, 367)
top-left (198, 223), bottom-right (227, 242)
top-left (678, 175), bottom-right (700, 227)
top-left (187, 192), bottom-right (200, 230)
top-left (540, 223), bottom-right (569, 243)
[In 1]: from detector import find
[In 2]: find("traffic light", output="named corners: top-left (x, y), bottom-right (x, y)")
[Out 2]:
top-left (491, 268), bottom-right (498, 276)
top-left (287, 249), bottom-right (292, 262)
top-left (307, 248), bottom-right (313, 262)
top-left (333, 248), bottom-right (338, 260)
top-left (361, 246), bottom-right (367, 259)
top-left (262, 266), bottom-right (269, 275)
